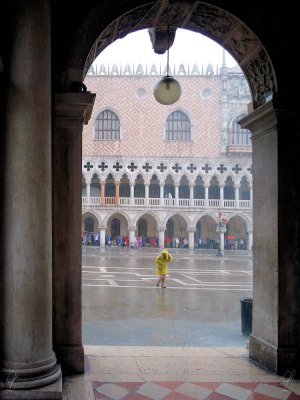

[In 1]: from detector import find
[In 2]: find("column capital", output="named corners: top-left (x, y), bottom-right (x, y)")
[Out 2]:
top-left (99, 225), bottom-right (107, 230)
top-left (157, 226), bottom-right (165, 232)
top-left (187, 228), bottom-right (195, 233)
top-left (54, 92), bottom-right (96, 129)
top-left (128, 225), bottom-right (136, 231)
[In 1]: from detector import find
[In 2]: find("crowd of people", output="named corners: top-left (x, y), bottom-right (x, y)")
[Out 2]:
top-left (81, 232), bottom-right (247, 250)
top-left (81, 232), bottom-right (159, 248)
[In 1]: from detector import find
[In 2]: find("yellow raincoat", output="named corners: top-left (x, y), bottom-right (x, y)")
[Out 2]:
top-left (155, 249), bottom-right (172, 275)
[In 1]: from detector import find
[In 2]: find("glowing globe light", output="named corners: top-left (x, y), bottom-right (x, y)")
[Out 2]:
top-left (153, 75), bottom-right (182, 105)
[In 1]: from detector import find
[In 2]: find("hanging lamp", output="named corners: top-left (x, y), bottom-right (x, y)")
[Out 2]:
top-left (153, 26), bottom-right (182, 105)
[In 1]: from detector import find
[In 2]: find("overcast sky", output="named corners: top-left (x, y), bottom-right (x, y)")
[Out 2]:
top-left (93, 28), bottom-right (237, 69)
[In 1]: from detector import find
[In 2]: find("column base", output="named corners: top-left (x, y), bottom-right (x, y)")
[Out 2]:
top-left (0, 367), bottom-right (62, 399)
top-left (249, 334), bottom-right (300, 377)
top-left (1, 358), bottom-right (61, 390)
top-left (54, 345), bottom-right (84, 374)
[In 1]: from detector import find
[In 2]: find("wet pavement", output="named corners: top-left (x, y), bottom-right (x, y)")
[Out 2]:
top-left (62, 249), bottom-right (300, 400)
top-left (82, 247), bottom-right (253, 347)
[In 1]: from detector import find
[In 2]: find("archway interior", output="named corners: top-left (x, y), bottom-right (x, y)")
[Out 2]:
top-left (80, 26), bottom-right (253, 348)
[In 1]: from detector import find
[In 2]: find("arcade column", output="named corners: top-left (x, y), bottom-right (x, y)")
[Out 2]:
top-left (53, 92), bottom-right (95, 373)
top-left (1, 0), bottom-right (61, 396)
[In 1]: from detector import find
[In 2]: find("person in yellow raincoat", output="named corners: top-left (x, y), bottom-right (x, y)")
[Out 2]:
top-left (155, 249), bottom-right (172, 288)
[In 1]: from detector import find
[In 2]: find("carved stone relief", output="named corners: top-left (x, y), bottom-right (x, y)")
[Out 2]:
top-left (84, 1), bottom-right (276, 108)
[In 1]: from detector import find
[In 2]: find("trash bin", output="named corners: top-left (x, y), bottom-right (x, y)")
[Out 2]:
top-left (240, 297), bottom-right (253, 336)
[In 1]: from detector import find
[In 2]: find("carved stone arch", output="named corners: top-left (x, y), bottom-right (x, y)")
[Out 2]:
top-left (224, 172), bottom-right (237, 184)
top-left (238, 174), bottom-right (251, 186)
top-left (209, 174), bottom-right (220, 185)
top-left (180, 174), bottom-right (190, 184)
top-left (134, 170), bottom-right (146, 181)
top-left (82, 210), bottom-right (101, 233)
top-left (82, 172), bottom-right (89, 183)
top-left (103, 209), bottom-right (131, 226)
top-left (76, 1), bottom-right (276, 109)
top-left (193, 211), bottom-right (218, 227)
top-left (226, 212), bottom-right (252, 232)
top-left (162, 211), bottom-right (191, 229)
top-left (132, 210), bottom-right (160, 227)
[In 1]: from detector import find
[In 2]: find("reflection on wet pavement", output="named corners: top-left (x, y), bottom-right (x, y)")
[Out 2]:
top-left (82, 247), bottom-right (253, 347)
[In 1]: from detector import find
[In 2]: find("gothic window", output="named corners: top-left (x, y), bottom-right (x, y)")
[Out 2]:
top-left (105, 174), bottom-right (115, 197)
top-left (95, 110), bottom-right (120, 140)
top-left (179, 176), bottom-right (190, 199)
top-left (209, 176), bottom-right (220, 199)
top-left (134, 174), bottom-right (145, 198)
top-left (149, 175), bottom-right (160, 198)
top-left (120, 175), bottom-right (130, 197)
top-left (231, 114), bottom-right (251, 145)
top-left (165, 111), bottom-right (191, 141)
top-left (194, 176), bottom-right (205, 199)
top-left (240, 176), bottom-right (250, 200)
top-left (224, 177), bottom-right (235, 200)
top-left (82, 175), bottom-right (87, 196)
top-left (90, 174), bottom-right (100, 196)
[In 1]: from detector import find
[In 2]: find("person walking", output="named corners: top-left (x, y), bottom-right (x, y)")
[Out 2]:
top-left (155, 249), bottom-right (172, 288)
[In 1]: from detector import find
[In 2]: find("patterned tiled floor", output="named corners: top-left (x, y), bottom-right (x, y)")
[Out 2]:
top-left (92, 381), bottom-right (300, 399)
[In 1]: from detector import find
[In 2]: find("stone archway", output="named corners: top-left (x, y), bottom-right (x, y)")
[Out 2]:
top-left (3, 1), bottom-right (300, 397)
top-left (51, 0), bottom-right (297, 378)
top-left (59, 2), bottom-right (276, 111)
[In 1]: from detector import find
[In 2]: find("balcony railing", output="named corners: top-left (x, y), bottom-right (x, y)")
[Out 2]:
top-left (82, 196), bottom-right (252, 209)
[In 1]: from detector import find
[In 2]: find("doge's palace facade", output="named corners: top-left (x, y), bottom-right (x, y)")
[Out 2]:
top-left (82, 55), bottom-right (253, 251)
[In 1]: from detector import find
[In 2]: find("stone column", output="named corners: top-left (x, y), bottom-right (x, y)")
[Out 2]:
top-left (240, 98), bottom-right (300, 375)
top-left (204, 184), bottom-right (209, 207)
top-left (248, 230), bottom-right (253, 251)
top-left (130, 182), bottom-right (135, 205)
top-left (160, 183), bottom-right (164, 206)
top-left (53, 92), bottom-right (95, 373)
top-left (128, 226), bottom-right (136, 247)
top-left (100, 180), bottom-right (105, 205)
top-left (175, 184), bottom-right (179, 206)
top-left (158, 227), bottom-right (165, 249)
top-left (250, 185), bottom-right (253, 208)
top-left (115, 180), bottom-right (120, 206)
top-left (145, 183), bottom-right (149, 206)
top-left (190, 183), bottom-right (194, 206)
top-left (234, 184), bottom-right (240, 208)
top-left (220, 184), bottom-right (224, 207)
top-left (1, 0), bottom-right (62, 392)
top-left (100, 227), bottom-right (106, 247)
top-left (220, 227), bottom-right (226, 253)
top-left (187, 229), bottom-right (195, 249)
top-left (86, 178), bottom-right (91, 205)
